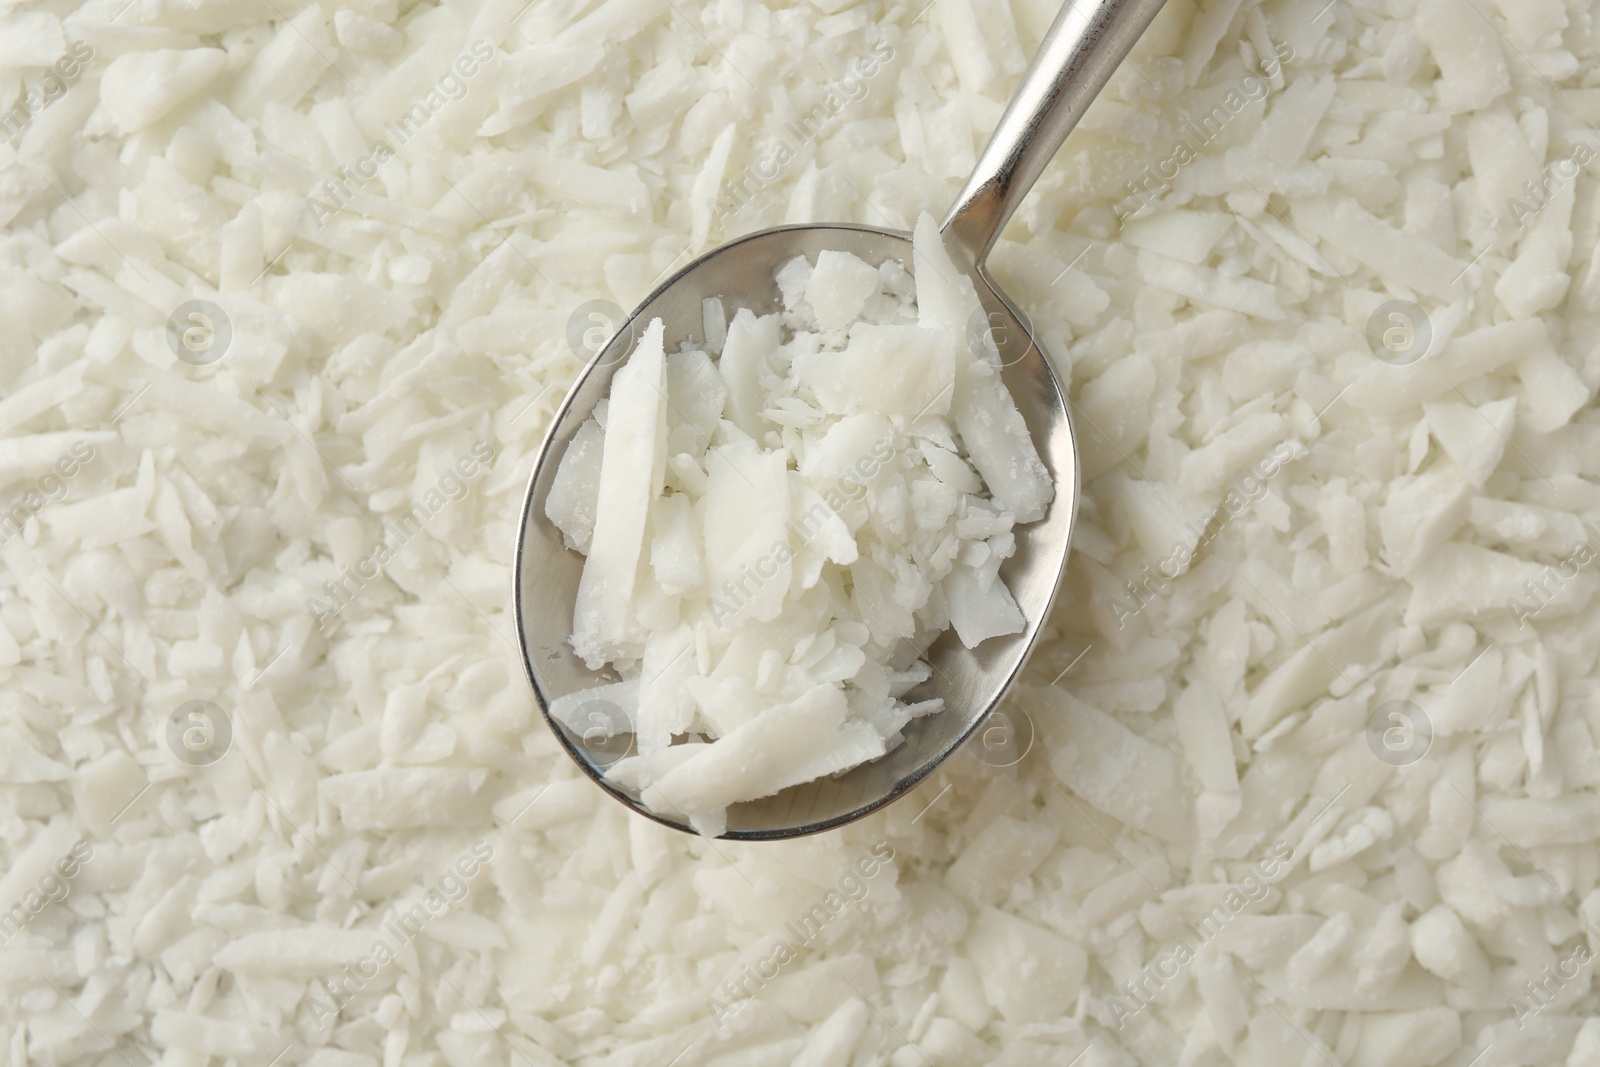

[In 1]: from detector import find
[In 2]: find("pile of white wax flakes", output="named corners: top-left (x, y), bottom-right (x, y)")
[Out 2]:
top-left (1, 0), bottom-right (1598, 1064)
top-left (547, 213), bottom-right (1052, 838)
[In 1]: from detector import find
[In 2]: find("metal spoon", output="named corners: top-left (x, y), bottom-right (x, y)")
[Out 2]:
top-left (514, 0), bottom-right (1167, 839)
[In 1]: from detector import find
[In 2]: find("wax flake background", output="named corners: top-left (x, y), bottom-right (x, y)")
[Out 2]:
top-left (0, 0), bottom-right (1598, 1064)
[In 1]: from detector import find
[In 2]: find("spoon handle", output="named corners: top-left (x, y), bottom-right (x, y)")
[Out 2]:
top-left (940, 0), bottom-right (1168, 265)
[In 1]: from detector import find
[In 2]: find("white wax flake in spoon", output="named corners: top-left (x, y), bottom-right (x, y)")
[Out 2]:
top-left (546, 212), bottom-right (1052, 834)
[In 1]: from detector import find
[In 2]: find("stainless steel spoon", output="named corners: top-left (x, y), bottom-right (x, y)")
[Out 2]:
top-left (514, 0), bottom-right (1167, 839)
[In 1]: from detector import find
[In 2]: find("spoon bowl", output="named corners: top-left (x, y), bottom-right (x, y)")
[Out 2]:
top-left (514, 223), bottom-right (1075, 838)
top-left (514, 0), bottom-right (1167, 838)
